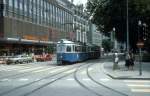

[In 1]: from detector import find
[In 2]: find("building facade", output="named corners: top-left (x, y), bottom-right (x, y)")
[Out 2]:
top-left (0, 0), bottom-right (74, 55)
top-left (88, 23), bottom-right (103, 46)
top-left (73, 4), bottom-right (89, 43)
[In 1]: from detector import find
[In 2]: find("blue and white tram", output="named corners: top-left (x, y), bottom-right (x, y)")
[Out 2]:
top-left (56, 39), bottom-right (100, 65)
top-left (56, 39), bottom-right (88, 64)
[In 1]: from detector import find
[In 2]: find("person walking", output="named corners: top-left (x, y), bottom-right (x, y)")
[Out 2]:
top-left (125, 51), bottom-right (134, 70)
top-left (129, 51), bottom-right (134, 70)
top-left (125, 52), bottom-right (130, 70)
top-left (113, 52), bottom-right (119, 70)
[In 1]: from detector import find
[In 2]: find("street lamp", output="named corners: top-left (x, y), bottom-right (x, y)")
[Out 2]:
top-left (113, 27), bottom-right (116, 51)
top-left (137, 20), bottom-right (143, 76)
top-left (126, 0), bottom-right (129, 52)
top-left (138, 20), bottom-right (142, 40)
top-left (143, 23), bottom-right (147, 41)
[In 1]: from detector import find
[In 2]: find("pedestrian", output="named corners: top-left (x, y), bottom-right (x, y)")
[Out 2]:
top-left (113, 52), bottom-right (119, 70)
top-left (125, 52), bottom-right (130, 70)
top-left (129, 51), bottom-right (134, 70)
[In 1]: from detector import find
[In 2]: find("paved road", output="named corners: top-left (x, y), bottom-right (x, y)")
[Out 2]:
top-left (0, 59), bottom-right (149, 96)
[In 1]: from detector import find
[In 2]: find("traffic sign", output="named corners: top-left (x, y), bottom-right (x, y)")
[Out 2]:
top-left (136, 41), bottom-right (144, 48)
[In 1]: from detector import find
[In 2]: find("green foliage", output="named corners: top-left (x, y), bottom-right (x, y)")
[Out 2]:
top-left (86, 0), bottom-right (150, 51)
top-left (102, 39), bottom-right (113, 52)
top-left (45, 44), bottom-right (56, 54)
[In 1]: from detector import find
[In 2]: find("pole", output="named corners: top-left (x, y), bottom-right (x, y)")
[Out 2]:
top-left (113, 27), bottom-right (115, 51)
top-left (139, 48), bottom-right (142, 75)
top-left (126, 0), bottom-right (129, 52)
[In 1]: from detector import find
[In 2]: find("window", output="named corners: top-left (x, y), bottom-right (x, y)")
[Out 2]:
top-left (14, 0), bottom-right (18, 9)
top-left (9, 0), bottom-right (13, 7)
top-left (75, 46), bottom-right (81, 52)
top-left (66, 46), bottom-right (71, 52)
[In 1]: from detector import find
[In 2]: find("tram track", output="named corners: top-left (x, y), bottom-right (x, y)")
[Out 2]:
top-left (74, 61), bottom-right (103, 96)
top-left (0, 63), bottom-right (85, 96)
top-left (87, 63), bottom-right (129, 96)
top-left (0, 65), bottom-right (58, 80)
top-left (74, 60), bottom-right (129, 96)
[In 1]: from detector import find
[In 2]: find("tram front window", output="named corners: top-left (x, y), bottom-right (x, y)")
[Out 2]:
top-left (66, 46), bottom-right (71, 52)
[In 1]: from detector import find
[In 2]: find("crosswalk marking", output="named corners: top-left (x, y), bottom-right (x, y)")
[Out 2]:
top-left (124, 80), bottom-right (150, 93)
top-left (0, 78), bottom-right (9, 82)
top-left (100, 78), bottom-right (110, 82)
top-left (124, 80), bottom-right (150, 83)
top-left (19, 78), bottom-right (29, 81)
top-left (64, 69), bottom-right (75, 74)
top-left (49, 67), bottom-right (66, 73)
top-left (33, 67), bottom-right (55, 73)
top-left (19, 67), bottom-right (44, 72)
top-left (127, 84), bottom-right (150, 88)
top-left (0, 66), bottom-right (32, 72)
top-left (131, 89), bottom-right (150, 93)
top-left (4, 67), bottom-right (31, 71)
top-left (82, 78), bottom-right (90, 81)
top-left (66, 78), bottom-right (74, 81)
top-left (81, 68), bottom-right (93, 74)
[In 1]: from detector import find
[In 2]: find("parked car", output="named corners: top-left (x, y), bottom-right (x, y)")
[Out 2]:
top-left (0, 56), bottom-right (7, 64)
top-left (21, 55), bottom-right (33, 63)
top-left (34, 54), bottom-right (52, 62)
top-left (6, 55), bottom-right (33, 64)
top-left (7, 55), bottom-right (23, 64)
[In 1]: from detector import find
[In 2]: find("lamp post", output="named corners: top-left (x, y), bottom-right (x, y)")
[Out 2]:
top-left (138, 20), bottom-right (142, 40)
top-left (143, 23), bottom-right (147, 41)
top-left (126, 0), bottom-right (129, 52)
top-left (113, 27), bottom-right (116, 51)
top-left (138, 20), bottom-right (143, 76)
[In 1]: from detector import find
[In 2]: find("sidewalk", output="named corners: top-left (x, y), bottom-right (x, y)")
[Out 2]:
top-left (103, 60), bottom-right (150, 80)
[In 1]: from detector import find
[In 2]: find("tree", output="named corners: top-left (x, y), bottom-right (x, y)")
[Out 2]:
top-left (86, 0), bottom-right (150, 51)
top-left (102, 39), bottom-right (113, 52)
top-left (45, 44), bottom-right (56, 54)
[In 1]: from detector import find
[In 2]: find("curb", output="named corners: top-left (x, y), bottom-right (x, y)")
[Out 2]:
top-left (106, 73), bottom-right (150, 80)
top-left (101, 62), bottom-right (150, 80)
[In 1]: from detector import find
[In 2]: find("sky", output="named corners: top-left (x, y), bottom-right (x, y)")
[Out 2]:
top-left (69, 0), bottom-right (87, 5)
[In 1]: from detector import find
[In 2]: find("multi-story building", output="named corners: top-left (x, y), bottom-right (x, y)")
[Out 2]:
top-left (0, 0), bottom-right (74, 55)
top-left (73, 4), bottom-right (89, 43)
top-left (88, 23), bottom-right (105, 47)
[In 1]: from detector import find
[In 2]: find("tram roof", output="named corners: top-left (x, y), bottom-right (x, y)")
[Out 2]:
top-left (57, 39), bottom-right (74, 44)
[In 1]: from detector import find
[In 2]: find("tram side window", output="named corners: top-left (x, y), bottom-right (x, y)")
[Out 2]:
top-left (72, 45), bottom-right (75, 52)
top-left (82, 46), bottom-right (86, 52)
top-left (75, 46), bottom-right (81, 52)
top-left (66, 46), bottom-right (71, 52)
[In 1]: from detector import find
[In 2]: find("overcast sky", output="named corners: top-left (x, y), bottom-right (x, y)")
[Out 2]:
top-left (69, 0), bottom-right (87, 5)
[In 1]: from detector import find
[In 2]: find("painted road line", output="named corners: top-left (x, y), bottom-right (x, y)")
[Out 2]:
top-left (127, 84), bottom-right (150, 88)
top-left (19, 78), bottom-right (29, 81)
top-left (81, 68), bottom-right (93, 75)
top-left (0, 66), bottom-right (29, 71)
top-left (100, 78), bottom-right (110, 82)
top-left (64, 69), bottom-right (75, 74)
top-left (66, 78), bottom-right (74, 81)
top-left (131, 89), bottom-right (150, 93)
top-left (33, 67), bottom-right (55, 73)
top-left (49, 67), bottom-right (66, 73)
top-left (3, 66), bottom-right (31, 71)
top-left (124, 80), bottom-right (150, 83)
top-left (82, 78), bottom-right (90, 81)
top-left (0, 78), bottom-right (11, 82)
top-left (19, 67), bottom-right (44, 72)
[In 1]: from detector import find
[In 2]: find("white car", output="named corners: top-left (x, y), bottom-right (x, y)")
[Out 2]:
top-left (7, 55), bottom-right (33, 64)
top-left (7, 55), bottom-right (23, 64)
